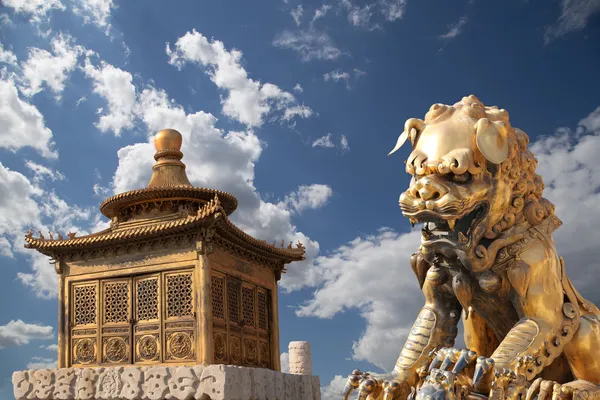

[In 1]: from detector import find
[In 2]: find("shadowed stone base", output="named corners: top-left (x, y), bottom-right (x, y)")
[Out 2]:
top-left (13, 364), bottom-right (321, 400)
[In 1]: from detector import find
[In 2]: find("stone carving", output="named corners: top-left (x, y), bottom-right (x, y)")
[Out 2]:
top-left (119, 367), bottom-right (142, 400)
top-left (142, 366), bottom-right (169, 400)
top-left (13, 371), bottom-right (32, 400)
top-left (168, 367), bottom-right (197, 400)
top-left (53, 368), bottom-right (75, 400)
top-left (95, 368), bottom-right (121, 400)
top-left (13, 362), bottom-right (320, 400)
top-left (32, 369), bottom-right (54, 400)
top-left (75, 368), bottom-right (99, 400)
top-left (289, 341), bottom-right (312, 375)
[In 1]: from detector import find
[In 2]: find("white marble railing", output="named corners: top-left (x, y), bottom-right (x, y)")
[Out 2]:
top-left (13, 364), bottom-right (321, 400)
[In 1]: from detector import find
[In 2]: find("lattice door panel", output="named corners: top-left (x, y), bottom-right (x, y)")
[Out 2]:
top-left (134, 274), bottom-right (161, 364)
top-left (212, 272), bottom-right (228, 363)
top-left (256, 288), bottom-right (271, 368)
top-left (71, 281), bottom-right (99, 366)
top-left (241, 283), bottom-right (258, 367)
top-left (163, 270), bottom-right (196, 362)
top-left (210, 272), bottom-right (272, 369)
top-left (100, 278), bottom-right (132, 365)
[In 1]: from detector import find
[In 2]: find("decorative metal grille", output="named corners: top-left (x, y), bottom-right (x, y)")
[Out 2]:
top-left (241, 286), bottom-right (255, 327)
top-left (227, 279), bottom-right (240, 324)
top-left (257, 291), bottom-right (267, 330)
top-left (166, 273), bottom-right (193, 318)
top-left (103, 282), bottom-right (129, 324)
top-left (211, 276), bottom-right (225, 319)
top-left (74, 285), bottom-right (97, 326)
top-left (136, 278), bottom-right (159, 321)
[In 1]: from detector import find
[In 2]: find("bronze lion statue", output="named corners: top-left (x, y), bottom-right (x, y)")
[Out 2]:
top-left (343, 95), bottom-right (600, 400)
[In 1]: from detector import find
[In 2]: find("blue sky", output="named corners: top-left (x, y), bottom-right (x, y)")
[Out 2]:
top-left (1, 0), bottom-right (600, 398)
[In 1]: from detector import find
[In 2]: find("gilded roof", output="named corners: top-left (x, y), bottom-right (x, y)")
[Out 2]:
top-left (25, 129), bottom-right (305, 264)
top-left (25, 189), bottom-right (305, 262)
top-left (99, 186), bottom-right (238, 218)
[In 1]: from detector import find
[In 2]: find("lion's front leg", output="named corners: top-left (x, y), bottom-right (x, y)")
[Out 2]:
top-left (489, 255), bottom-right (580, 383)
top-left (392, 265), bottom-right (462, 389)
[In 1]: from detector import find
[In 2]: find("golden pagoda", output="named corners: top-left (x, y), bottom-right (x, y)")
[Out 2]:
top-left (24, 129), bottom-right (305, 371)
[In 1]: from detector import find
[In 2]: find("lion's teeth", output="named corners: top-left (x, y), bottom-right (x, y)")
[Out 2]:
top-left (448, 219), bottom-right (456, 231)
top-left (410, 218), bottom-right (417, 227)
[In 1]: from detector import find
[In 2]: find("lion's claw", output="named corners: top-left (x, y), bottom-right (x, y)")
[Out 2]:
top-left (473, 356), bottom-right (495, 386)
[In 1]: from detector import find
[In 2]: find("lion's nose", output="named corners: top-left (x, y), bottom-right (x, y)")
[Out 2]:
top-left (411, 178), bottom-right (447, 201)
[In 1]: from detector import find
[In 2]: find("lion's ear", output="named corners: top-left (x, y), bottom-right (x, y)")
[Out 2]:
top-left (474, 118), bottom-right (509, 164)
top-left (388, 118), bottom-right (425, 156)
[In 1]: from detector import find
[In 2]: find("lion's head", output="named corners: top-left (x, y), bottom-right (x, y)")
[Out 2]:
top-left (390, 95), bottom-right (555, 272)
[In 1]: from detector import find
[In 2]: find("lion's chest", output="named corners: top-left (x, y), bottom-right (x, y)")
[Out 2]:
top-left (436, 264), bottom-right (519, 340)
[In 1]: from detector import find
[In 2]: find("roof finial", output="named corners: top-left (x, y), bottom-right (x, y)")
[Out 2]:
top-left (147, 129), bottom-right (192, 188)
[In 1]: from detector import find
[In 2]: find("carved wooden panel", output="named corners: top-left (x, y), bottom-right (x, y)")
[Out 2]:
top-left (257, 290), bottom-right (268, 331)
top-left (69, 268), bottom-right (196, 367)
top-left (227, 278), bottom-right (240, 324)
top-left (241, 285), bottom-right (255, 328)
top-left (163, 270), bottom-right (196, 363)
top-left (211, 275), bottom-right (225, 320)
top-left (166, 272), bottom-right (194, 318)
top-left (71, 281), bottom-right (99, 366)
top-left (134, 274), bottom-right (161, 364)
top-left (100, 278), bottom-right (132, 365)
top-left (211, 272), bottom-right (272, 369)
top-left (73, 282), bottom-right (98, 327)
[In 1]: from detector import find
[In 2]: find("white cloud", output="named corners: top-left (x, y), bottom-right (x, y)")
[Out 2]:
top-left (82, 57), bottom-right (136, 135)
top-left (291, 104), bottom-right (600, 372)
top-left (293, 83), bottom-right (303, 93)
top-left (339, 0), bottom-right (406, 28)
top-left (323, 70), bottom-right (350, 84)
top-left (0, 163), bottom-right (42, 238)
top-left (291, 5), bottom-right (304, 26)
top-left (353, 68), bottom-right (366, 77)
top-left (273, 29), bottom-right (343, 62)
top-left (312, 4), bottom-right (332, 23)
top-left (281, 184), bottom-right (333, 214)
top-left (323, 69), bottom-right (365, 89)
top-left (312, 133), bottom-right (349, 151)
top-left (0, 14), bottom-right (12, 26)
top-left (312, 133), bottom-right (335, 148)
top-left (18, 34), bottom-right (84, 99)
top-left (0, 237), bottom-right (13, 258)
top-left (42, 343), bottom-right (58, 351)
top-left (321, 375), bottom-right (347, 400)
top-left (283, 105), bottom-right (313, 121)
top-left (166, 30), bottom-right (312, 127)
top-left (0, 76), bottom-right (57, 158)
top-left (379, 0), bottom-right (407, 22)
top-left (340, 135), bottom-right (349, 151)
top-left (545, 0), bottom-right (600, 44)
top-left (280, 352), bottom-right (290, 373)
top-left (0, 320), bottom-right (53, 348)
top-left (439, 16), bottom-right (468, 40)
top-left (25, 161), bottom-right (65, 183)
top-left (27, 356), bottom-right (57, 369)
top-left (72, 0), bottom-right (116, 34)
top-left (343, 1), bottom-right (377, 30)
top-left (1, 0), bottom-right (65, 25)
top-left (0, 42), bottom-right (17, 65)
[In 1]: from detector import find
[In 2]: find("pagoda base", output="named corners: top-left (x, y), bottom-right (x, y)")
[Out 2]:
top-left (13, 364), bottom-right (321, 400)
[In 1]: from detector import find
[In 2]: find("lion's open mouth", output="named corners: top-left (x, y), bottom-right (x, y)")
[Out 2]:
top-left (411, 202), bottom-right (488, 245)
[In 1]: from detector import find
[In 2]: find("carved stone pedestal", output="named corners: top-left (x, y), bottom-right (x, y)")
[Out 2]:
top-left (13, 364), bottom-right (321, 400)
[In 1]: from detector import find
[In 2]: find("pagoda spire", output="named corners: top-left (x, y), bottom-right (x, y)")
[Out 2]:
top-left (147, 129), bottom-right (192, 188)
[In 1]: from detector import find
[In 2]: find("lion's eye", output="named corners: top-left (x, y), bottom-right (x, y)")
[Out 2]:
top-left (451, 172), bottom-right (472, 183)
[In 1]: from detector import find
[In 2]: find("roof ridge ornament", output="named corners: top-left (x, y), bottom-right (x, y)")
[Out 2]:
top-left (147, 129), bottom-right (193, 188)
